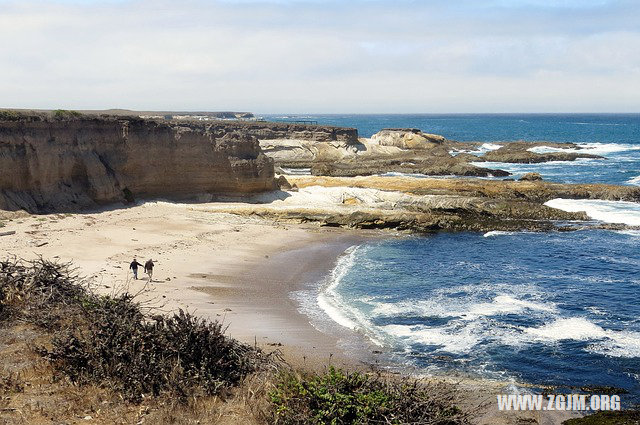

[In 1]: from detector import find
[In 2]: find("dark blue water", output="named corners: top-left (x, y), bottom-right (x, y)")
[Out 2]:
top-left (319, 231), bottom-right (640, 399)
top-left (266, 114), bottom-right (640, 185)
top-left (266, 113), bottom-right (640, 142)
top-left (279, 114), bottom-right (640, 401)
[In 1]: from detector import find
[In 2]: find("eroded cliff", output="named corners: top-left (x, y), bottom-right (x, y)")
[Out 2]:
top-left (0, 114), bottom-right (274, 212)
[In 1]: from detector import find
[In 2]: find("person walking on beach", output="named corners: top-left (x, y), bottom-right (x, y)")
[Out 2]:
top-left (129, 258), bottom-right (143, 280)
top-left (144, 259), bottom-right (155, 282)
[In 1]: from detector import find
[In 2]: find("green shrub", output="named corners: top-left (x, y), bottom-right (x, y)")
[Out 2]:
top-left (563, 411), bottom-right (640, 425)
top-left (52, 109), bottom-right (82, 119)
top-left (0, 259), bottom-right (265, 403)
top-left (269, 366), bottom-right (468, 424)
top-left (0, 110), bottom-right (21, 121)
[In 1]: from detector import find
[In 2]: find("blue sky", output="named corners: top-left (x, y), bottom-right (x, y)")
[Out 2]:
top-left (0, 0), bottom-right (638, 113)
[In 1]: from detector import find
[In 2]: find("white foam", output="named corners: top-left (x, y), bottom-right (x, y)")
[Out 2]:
top-left (481, 142), bottom-right (503, 151)
top-left (451, 142), bottom-right (503, 156)
top-left (525, 318), bottom-right (608, 341)
top-left (316, 246), bottom-right (385, 346)
top-left (591, 331), bottom-right (640, 358)
top-left (616, 229), bottom-right (640, 237)
top-left (371, 294), bottom-right (555, 320)
top-left (317, 245), bottom-right (361, 330)
top-left (577, 142), bottom-right (640, 155)
top-left (527, 146), bottom-right (578, 154)
top-left (382, 323), bottom-right (481, 354)
top-left (483, 230), bottom-right (515, 237)
top-left (627, 175), bottom-right (640, 185)
top-left (525, 318), bottom-right (640, 358)
top-left (545, 198), bottom-right (640, 226)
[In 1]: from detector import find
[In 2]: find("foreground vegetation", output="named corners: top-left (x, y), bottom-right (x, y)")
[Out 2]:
top-left (0, 258), bottom-right (470, 424)
top-left (564, 411), bottom-right (640, 424)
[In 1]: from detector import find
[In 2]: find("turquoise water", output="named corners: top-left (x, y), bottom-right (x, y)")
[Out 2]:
top-left (280, 114), bottom-right (640, 402)
top-left (267, 113), bottom-right (640, 185)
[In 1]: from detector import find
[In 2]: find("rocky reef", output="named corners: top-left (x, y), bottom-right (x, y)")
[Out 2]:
top-left (257, 127), bottom-right (603, 178)
top-left (197, 175), bottom-right (640, 233)
top-left (0, 113), bottom-right (274, 212)
top-left (478, 141), bottom-right (603, 163)
top-left (260, 127), bottom-right (508, 178)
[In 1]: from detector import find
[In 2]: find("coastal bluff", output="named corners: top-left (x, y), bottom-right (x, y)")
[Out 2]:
top-left (0, 113), bottom-right (275, 212)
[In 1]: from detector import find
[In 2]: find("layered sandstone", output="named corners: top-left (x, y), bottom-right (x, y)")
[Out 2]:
top-left (0, 114), bottom-right (274, 212)
top-left (260, 127), bottom-right (507, 178)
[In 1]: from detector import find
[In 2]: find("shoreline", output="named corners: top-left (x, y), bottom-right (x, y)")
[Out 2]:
top-left (0, 201), bottom-right (587, 423)
top-left (191, 229), bottom-right (383, 370)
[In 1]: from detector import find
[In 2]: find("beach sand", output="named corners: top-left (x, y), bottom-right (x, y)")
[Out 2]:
top-left (0, 201), bottom-right (379, 369)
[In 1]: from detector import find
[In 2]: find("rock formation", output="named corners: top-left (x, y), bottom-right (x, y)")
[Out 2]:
top-left (243, 175), bottom-right (640, 233)
top-left (258, 127), bottom-right (508, 178)
top-left (481, 142), bottom-right (603, 164)
top-left (0, 113), bottom-right (274, 212)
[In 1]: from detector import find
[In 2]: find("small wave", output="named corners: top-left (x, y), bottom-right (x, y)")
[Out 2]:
top-left (481, 143), bottom-right (502, 151)
top-left (627, 175), bottom-right (640, 185)
top-left (371, 294), bottom-right (556, 320)
top-left (527, 146), bottom-right (578, 154)
top-left (382, 323), bottom-right (481, 355)
top-left (525, 318), bottom-right (640, 358)
top-left (545, 198), bottom-right (640, 226)
top-left (567, 122), bottom-right (626, 127)
top-left (616, 229), bottom-right (640, 237)
top-left (483, 231), bottom-right (516, 237)
top-left (316, 246), bottom-right (385, 346)
top-left (590, 331), bottom-right (640, 358)
top-left (317, 245), bottom-right (361, 330)
top-left (577, 142), bottom-right (640, 155)
top-left (451, 143), bottom-right (502, 156)
top-left (525, 317), bottom-right (607, 341)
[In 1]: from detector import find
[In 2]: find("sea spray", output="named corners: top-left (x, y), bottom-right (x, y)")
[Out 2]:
top-left (545, 198), bottom-right (640, 226)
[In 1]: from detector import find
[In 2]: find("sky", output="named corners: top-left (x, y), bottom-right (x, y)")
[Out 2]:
top-left (0, 0), bottom-right (639, 113)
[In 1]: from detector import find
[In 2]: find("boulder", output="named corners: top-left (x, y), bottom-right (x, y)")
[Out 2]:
top-left (519, 173), bottom-right (543, 181)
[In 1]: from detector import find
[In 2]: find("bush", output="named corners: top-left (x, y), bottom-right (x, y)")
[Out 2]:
top-left (52, 109), bottom-right (82, 120)
top-left (0, 259), bottom-right (265, 402)
top-left (0, 110), bottom-right (21, 121)
top-left (563, 411), bottom-right (640, 424)
top-left (44, 301), bottom-right (262, 402)
top-left (269, 366), bottom-right (469, 424)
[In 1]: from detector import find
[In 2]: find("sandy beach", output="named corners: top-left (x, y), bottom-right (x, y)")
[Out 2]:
top-left (0, 201), bottom-right (382, 369)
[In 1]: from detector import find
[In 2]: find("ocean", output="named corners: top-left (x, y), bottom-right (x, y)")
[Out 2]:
top-left (271, 114), bottom-right (640, 401)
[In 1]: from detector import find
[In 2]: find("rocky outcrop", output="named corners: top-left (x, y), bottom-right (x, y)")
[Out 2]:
top-left (234, 175), bottom-right (640, 233)
top-left (369, 128), bottom-right (447, 149)
top-left (481, 142), bottom-right (603, 164)
top-left (519, 172), bottom-right (543, 181)
top-left (286, 175), bottom-right (640, 204)
top-left (0, 114), bottom-right (274, 212)
top-left (258, 127), bottom-right (510, 178)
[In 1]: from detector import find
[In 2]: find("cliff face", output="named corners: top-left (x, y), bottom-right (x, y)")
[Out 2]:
top-left (0, 116), bottom-right (274, 212)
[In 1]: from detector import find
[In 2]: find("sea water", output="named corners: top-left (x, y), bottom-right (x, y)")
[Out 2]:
top-left (276, 114), bottom-right (640, 400)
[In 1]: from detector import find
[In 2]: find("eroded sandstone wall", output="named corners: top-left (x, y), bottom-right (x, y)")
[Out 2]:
top-left (0, 116), bottom-right (275, 212)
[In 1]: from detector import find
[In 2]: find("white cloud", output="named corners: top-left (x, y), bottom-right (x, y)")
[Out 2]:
top-left (0, 0), bottom-right (638, 112)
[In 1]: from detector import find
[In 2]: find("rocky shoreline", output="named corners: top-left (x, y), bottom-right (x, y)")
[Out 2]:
top-left (0, 111), bottom-right (637, 234)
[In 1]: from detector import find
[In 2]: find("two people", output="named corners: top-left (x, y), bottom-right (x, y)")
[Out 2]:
top-left (129, 257), bottom-right (155, 281)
